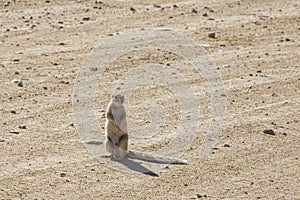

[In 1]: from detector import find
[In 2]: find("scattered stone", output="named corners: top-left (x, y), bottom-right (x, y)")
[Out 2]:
top-left (58, 42), bottom-right (65, 45)
top-left (1, 135), bottom-right (11, 142)
top-left (223, 64), bottom-right (230, 68)
top-left (90, 67), bottom-right (98, 71)
top-left (202, 13), bottom-right (208, 17)
top-left (9, 131), bottom-right (19, 134)
top-left (130, 7), bottom-right (136, 13)
top-left (98, 109), bottom-right (105, 112)
top-left (173, 4), bottom-right (178, 8)
top-left (285, 38), bottom-right (291, 42)
top-left (19, 125), bottom-right (26, 129)
top-left (257, 70), bottom-right (262, 73)
top-left (263, 129), bottom-right (275, 135)
top-left (196, 194), bottom-right (207, 198)
top-left (10, 110), bottom-right (16, 114)
top-left (82, 17), bottom-right (90, 21)
top-left (153, 4), bottom-right (161, 8)
top-left (60, 80), bottom-right (69, 84)
top-left (11, 79), bottom-right (23, 87)
top-left (208, 32), bottom-right (216, 38)
top-left (85, 140), bottom-right (102, 145)
top-left (271, 92), bottom-right (278, 97)
top-left (224, 144), bottom-right (231, 147)
top-left (192, 8), bottom-right (198, 13)
top-left (60, 173), bottom-right (66, 177)
top-left (282, 132), bottom-right (287, 136)
top-left (50, 24), bottom-right (64, 30)
top-left (12, 59), bottom-right (20, 63)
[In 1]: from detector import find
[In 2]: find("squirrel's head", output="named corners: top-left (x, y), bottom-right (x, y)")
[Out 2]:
top-left (112, 94), bottom-right (125, 104)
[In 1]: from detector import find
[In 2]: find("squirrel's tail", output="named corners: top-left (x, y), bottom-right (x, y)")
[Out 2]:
top-left (127, 150), bottom-right (187, 164)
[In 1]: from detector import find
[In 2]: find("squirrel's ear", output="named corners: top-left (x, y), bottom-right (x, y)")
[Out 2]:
top-left (121, 95), bottom-right (125, 103)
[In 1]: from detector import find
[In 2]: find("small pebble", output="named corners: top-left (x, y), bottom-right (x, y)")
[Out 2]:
top-left (196, 194), bottom-right (207, 198)
top-left (9, 131), bottom-right (19, 134)
top-left (11, 79), bottom-right (23, 87)
top-left (263, 129), bottom-right (275, 135)
top-left (208, 32), bottom-right (216, 38)
top-left (60, 80), bottom-right (69, 84)
top-left (11, 79), bottom-right (21, 83)
top-left (130, 7), bottom-right (136, 12)
top-left (19, 125), bottom-right (26, 129)
top-left (12, 59), bottom-right (20, 63)
top-left (192, 8), bottom-right (198, 13)
top-left (82, 17), bottom-right (90, 21)
top-left (223, 64), bottom-right (230, 68)
top-left (90, 67), bottom-right (98, 71)
top-left (0, 136), bottom-right (11, 142)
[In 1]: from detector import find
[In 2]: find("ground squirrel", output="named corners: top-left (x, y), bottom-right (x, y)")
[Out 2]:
top-left (105, 94), bottom-right (187, 164)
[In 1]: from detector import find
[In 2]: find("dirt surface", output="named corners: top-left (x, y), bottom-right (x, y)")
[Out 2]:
top-left (1, 0), bottom-right (300, 199)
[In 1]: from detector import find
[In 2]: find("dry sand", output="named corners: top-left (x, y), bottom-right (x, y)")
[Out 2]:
top-left (1, 0), bottom-right (299, 199)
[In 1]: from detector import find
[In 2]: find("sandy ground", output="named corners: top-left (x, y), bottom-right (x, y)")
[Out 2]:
top-left (1, 0), bottom-right (300, 199)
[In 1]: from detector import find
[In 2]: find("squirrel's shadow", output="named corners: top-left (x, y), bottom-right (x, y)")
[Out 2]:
top-left (101, 155), bottom-right (158, 177)
top-left (117, 157), bottom-right (159, 177)
top-left (86, 141), bottom-right (158, 177)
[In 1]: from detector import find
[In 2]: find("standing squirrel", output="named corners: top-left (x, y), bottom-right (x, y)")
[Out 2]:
top-left (105, 94), bottom-right (187, 164)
